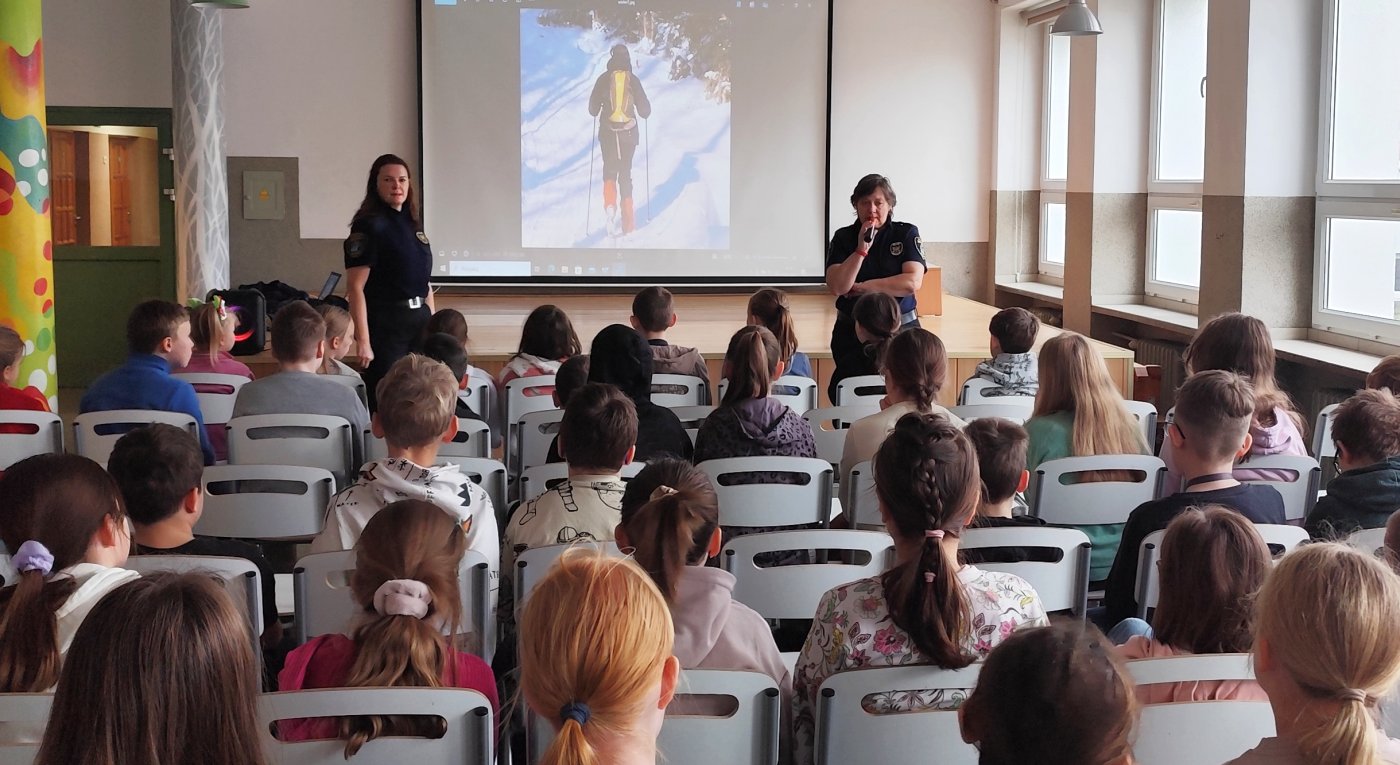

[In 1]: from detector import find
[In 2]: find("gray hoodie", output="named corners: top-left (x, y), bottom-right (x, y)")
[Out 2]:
top-left (973, 351), bottom-right (1039, 397)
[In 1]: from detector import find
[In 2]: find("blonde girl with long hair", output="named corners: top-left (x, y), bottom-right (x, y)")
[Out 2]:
top-left (1227, 543), bottom-right (1400, 765)
top-left (1161, 312), bottom-right (1308, 488)
top-left (519, 550), bottom-right (680, 765)
top-left (182, 298), bottom-right (254, 461)
top-left (316, 303), bottom-right (362, 378)
top-left (278, 499), bottom-right (498, 757)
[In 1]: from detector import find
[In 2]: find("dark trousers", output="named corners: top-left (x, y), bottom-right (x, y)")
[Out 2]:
top-left (600, 125), bottom-right (639, 199)
top-left (363, 303), bottom-right (430, 411)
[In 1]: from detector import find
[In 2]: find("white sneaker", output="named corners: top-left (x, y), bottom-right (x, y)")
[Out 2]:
top-left (605, 205), bottom-right (620, 237)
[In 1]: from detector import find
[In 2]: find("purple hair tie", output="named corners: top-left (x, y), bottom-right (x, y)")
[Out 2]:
top-left (12, 541), bottom-right (54, 577)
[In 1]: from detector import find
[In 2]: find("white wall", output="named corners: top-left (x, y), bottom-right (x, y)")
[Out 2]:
top-left (222, 0), bottom-right (418, 239)
top-left (829, 0), bottom-right (995, 243)
top-left (43, 0), bottom-right (172, 108)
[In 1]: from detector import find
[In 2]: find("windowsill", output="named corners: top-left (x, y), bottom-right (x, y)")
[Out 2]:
top-left (1092, 303), bottom-right (1198, 337)
top-left (1273, 338), bottom-right (1382, 378)
top-left (994, 278), bottom-right (1064, 305)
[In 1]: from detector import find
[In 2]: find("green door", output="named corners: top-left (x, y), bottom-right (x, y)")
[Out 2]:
top-left (46, 107), bottom-right (176, 388)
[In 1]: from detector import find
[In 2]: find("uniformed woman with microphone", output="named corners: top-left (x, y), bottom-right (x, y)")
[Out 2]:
top-left (824, 174), bottom-right (927, 400)
top-left (344, 153), bottom-right (436, 410)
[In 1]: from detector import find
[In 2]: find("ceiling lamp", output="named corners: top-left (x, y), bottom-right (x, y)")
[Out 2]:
top-left (1051, 0), bottom-right (1102, 36)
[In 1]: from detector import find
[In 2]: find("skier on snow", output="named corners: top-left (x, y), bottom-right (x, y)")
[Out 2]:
top-left (589, 44), bottom-right (652, 236)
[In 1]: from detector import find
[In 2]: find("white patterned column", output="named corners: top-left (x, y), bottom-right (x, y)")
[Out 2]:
top-left (171, 0), bottom-right (230, 300)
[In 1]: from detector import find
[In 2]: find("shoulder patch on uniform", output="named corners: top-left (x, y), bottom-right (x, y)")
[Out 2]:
top-left (345, 233), bottom-right (367, 259)
top-left (417, 231), bottom-right (430, 245)
top-left (890, 241), bottom-right (903, 257)
top-left (915, 236), bottom-right (923, 256)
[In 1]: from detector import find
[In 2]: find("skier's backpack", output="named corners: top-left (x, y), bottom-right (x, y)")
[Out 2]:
top-left (607, 70), bottom-right (636, 129)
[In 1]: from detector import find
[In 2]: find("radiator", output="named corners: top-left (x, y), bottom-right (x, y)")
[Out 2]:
top-left (1129, 338), bottom-right (1188, 409)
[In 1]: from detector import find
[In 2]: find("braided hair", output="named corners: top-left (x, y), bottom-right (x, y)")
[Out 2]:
top-left (873, 413), bottom-right (980, 667)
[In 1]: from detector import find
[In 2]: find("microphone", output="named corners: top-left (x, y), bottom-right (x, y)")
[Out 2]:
top-left (864, 227), bottom-right (877, 245)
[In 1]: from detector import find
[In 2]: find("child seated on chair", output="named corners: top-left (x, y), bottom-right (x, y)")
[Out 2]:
top-left (309, 354), bottom-right (498, 610)
top-left (418, 332), bottom-right (486, 426)
top-left (631, 286), bottom-right (710, 401)
top-left (106, 423), bottom-right (280, 649)
top-left (0, 326), bottom-right (52, 436)
top-left (315, 303), bottom-right (362, 380)
top-left (231, 300), bottom-right (370, 471)
top-left (748, 287), bottom-right (812, 380)
top-left (496, 304), bottom-right (581, 396)
top-left (827, 292), bottom-right (900, 405)
top-left (552, 353), bottom-right (590, 408)
top-left (1102, 370), bottom-right (1284, 626)
top-left (961, 417), bottom-right (1047, 565)
top-left (1305, 388), bottom-right (1400, 540)
top-left (969, 307), bottom-right (1039, 398)
top-left (79, 299), bottom-right (214, 465)
top-left (280, 499), bottom-right (498, 745)
top-left (181, 298), bottom-right (255, 462)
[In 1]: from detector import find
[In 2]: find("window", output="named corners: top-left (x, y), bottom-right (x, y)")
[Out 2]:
top-left (1039, 29), bottom-right (1070, 277)
top-left (1314, 0), bottom-right (1400, 342)
top-left (1147, 0), bottom-right (1208, 304)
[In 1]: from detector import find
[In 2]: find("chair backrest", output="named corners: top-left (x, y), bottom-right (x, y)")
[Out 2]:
top-left (772, 375), bottom-right (819, 413)
top-left (651, 373), bottom-right (707, 408)
top-left (318, 372), bottom-right (368, 408)
top-left (365, 417), bottom-right (492, 465)
top-left (698, 457), bottom-right (834, 528)
top-left (1348, 526), bottom-right (1389, 558)
top-left (173, 372), bottom-right (252, 426)
top-left (1236, 454), bottom-right (1322, 522)
top-left (259, 687), bottom-right (493, 765)
top-left (1124, 400), bottom-right (1160, 450)
top-left (198, 464), bottom-right (335, 541)
top-left (126, 554), bottom-right (264, 640)
top-left (1127, 654), bottom-right (1272, 765)
top-left (73, 409), bottom-right (199, 469)
top-left (722, 530), bottom-right (894, 620)
top-left (835, 375), bottom-right (886, 407)
top-left (504, 375), bottom-right (558, 465)
top-left (455, 458), bottom-right (508, 519)
top-left (226, 414), bottom-right (354, 490)
top-left (948, 402), bottom-right (1032, 424)
top-left (844, 460), bottom-right (880, 530)
top-left (816, 664), bottom-right (981, 765)
top-left (1136, 525), bottom-right (1308, 617)
top-left (0, 411), bottom-right (63, 471)
top-left (1027, 455), bottom-right (1168, 525)
top-left (1314, 403), bottom-right (1339, 460)
top-left (959, 377), bottom-right (1037, 407)
top-left (803, 406), bottom-right (880, 469)
top-left (518, 462), bottom-right (646, 503)
top-left (514, 407), bottom-right (565, 477)
top-left (293, 549), bottom-right (493, 653)
top-left (0, 693), bottom-right (52, 765)
top-left (514, 540), bottom-right (622, 615)
top-left (670, 405), bottom-right (715, 446)
top-left (960, 527), bottom-right (1092, 617)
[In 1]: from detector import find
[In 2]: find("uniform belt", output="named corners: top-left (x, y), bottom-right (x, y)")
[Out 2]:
top-left (372, 297), bottom-right (425, 310)
top-left (900, 309), bottom-right (918, 325)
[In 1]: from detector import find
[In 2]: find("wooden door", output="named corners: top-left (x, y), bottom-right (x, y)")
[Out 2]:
top-left (109, 137), bottom-right (132, 246)
top-left (48, 130), bottom-right (77, 246)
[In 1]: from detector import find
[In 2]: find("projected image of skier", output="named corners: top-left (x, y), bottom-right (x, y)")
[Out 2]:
top-left (520, 9), bottom-right (732, 250)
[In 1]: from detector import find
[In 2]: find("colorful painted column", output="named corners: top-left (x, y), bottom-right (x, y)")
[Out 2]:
top-left (0, 0), bottom-right (56, 408)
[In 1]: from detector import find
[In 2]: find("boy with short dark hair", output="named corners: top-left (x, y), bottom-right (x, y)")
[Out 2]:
top-left (970, 307), bottom-right (1040, 397)
top-left (1104, 370), bottom-right (1285, 624)
top-left (419, 331), bottom-right (485, 425)
top-left (80, 299), bottom-right (214, 464)
top-left (552, 354), bottom-right (591, 409)
top-left (231, 300), bottom-right (370, 471)
top-left (631, 286), bottom-right (710, 400)
top-left (107, 423), bottom-right (279, 645)
top-left (962, 417), bottom-right (1048, 564)
top-left (1305, 388), bottom-right (1400, 539)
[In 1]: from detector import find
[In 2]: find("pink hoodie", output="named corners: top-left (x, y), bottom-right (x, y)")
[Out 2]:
top-left (1162, 406), bottom-right (1308, 490)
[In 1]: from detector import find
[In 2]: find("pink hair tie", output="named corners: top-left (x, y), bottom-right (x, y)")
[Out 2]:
top-left (924, 572), bottom-right (936, 583)
top-left (372, 579), bottom-right (433, 620)
top-left (925, 530), bottom-right (945, 540)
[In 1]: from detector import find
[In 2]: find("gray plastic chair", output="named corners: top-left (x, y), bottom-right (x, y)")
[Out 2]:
top-left (1236, 454), bottom-right (1322, 522)
top-left (651, 373), bottom-right (708, 407)
top-left (0, 410), bottom-right (62, 471)
top-left (834, 375), bottom-right (885, 408)
top-left (73, 409), bottom-right (199, 469)
top-left (226, 413), bottom-right (355, 491)
top-left (1136, 524), bottom-right (1308, 618)
top-left (0, 693), bottom-right (52, 765)
top-left (518, 461), bottom-right (645, 503)
top-left (173, 372), bottom-right (251, 432)
top-left (513, 540), bottom-right (622, 616)
top-left (698, 456), bottom-right (834, 529)
top-left (514, 407), bottom-right (565, 479)
top-left (126, 554), bottom-right (263, 647)
top-left (844, 460), bottom-right (880, 530)
top-left (802, 406), bottom-right (880, 470)
top-left (949, 402), bottom-right (1032, 424)
top-left (503, 375), bottom-right (558, 473)
top-left (960, 526), bottom-right (1092, 617)
top-left (959, 377), bottom-right (1036, 407)
top-left (1027, 455), bottom-right (1168, 525)
top-left (1348, 526), bottom-right (1388, 558)
top-left (722, 529), bottom-right (894, 620)
top-left (816, 664), bottom-right (981, 765)
top-left (197, 464), bottom-right (335, 541)
top-left (1126, 654), bottom-right (1274, 765)
top-left (671, 405), bottom-right (715, 446)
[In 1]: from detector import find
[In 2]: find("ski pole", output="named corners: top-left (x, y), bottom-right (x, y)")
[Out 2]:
top-left (586, 112), bottom-right (599, 236)
top-left (644, 116), bottom-right (651, 222)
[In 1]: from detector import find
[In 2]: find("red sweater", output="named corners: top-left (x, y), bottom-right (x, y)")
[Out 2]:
top-left (0, 384), bottom-right (50, 435)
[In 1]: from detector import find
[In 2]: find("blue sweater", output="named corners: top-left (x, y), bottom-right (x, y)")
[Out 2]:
top-left (79, 354), bottom-right (214, 464)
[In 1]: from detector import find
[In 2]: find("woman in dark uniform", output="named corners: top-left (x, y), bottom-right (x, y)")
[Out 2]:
top-left (824, 174), bottom-right (927, 402)
top-left (344, 153), bottom-right (436, 410)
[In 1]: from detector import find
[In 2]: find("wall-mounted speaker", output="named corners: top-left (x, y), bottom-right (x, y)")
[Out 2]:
top-left (206, 288), bottom-right (265, 357)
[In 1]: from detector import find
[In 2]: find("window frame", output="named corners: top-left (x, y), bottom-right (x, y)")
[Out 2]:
top-left (1040, 26), bottom-right (1069, 192)
top-left (1147, 0), bottom-right (1207, 195)
top-left (1311, 200), bottom-right (1400, 344)
top-left (1315, 0), bottom-right (1400, 200)
top-left (1145, 195), bottom-right (1204, 305)
top-left (1038, 193), bottom-right (1066, 278)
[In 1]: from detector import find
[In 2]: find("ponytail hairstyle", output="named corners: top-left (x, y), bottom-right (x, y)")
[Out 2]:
top-left (1185, 312), bottom-right (1305, 434)
top-left (721, 325), bottom-right (781, 407)
top-left (880, 328), bottom-right (948, 411)
top-left (747, 288), bottom-right (799, 365)
top-left (873, 412), bottom-right (979, 667)
top-left (189, 299), bottom-right (235, 365)
top-left (520, 551), bottom-right (676, 765)
top-left (339, 499), bottom-right (467, 758)
top-left (1153, 506), bottom-right (1270, 654)
top-left (35, 573), bottom-right (268, 765)
top-left (961, 620), bottom-right (1137, 765)
top-left (618, 460), bottom-right (720, 602)
top-left (852, 292), bottom-right (901, 364)
top-left (1253, 543), bottom-right (1400, 765)
top-left (1034, 333), bottom-right (1147, 458)
top-left (0, 454), bottom-right (129, 692)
